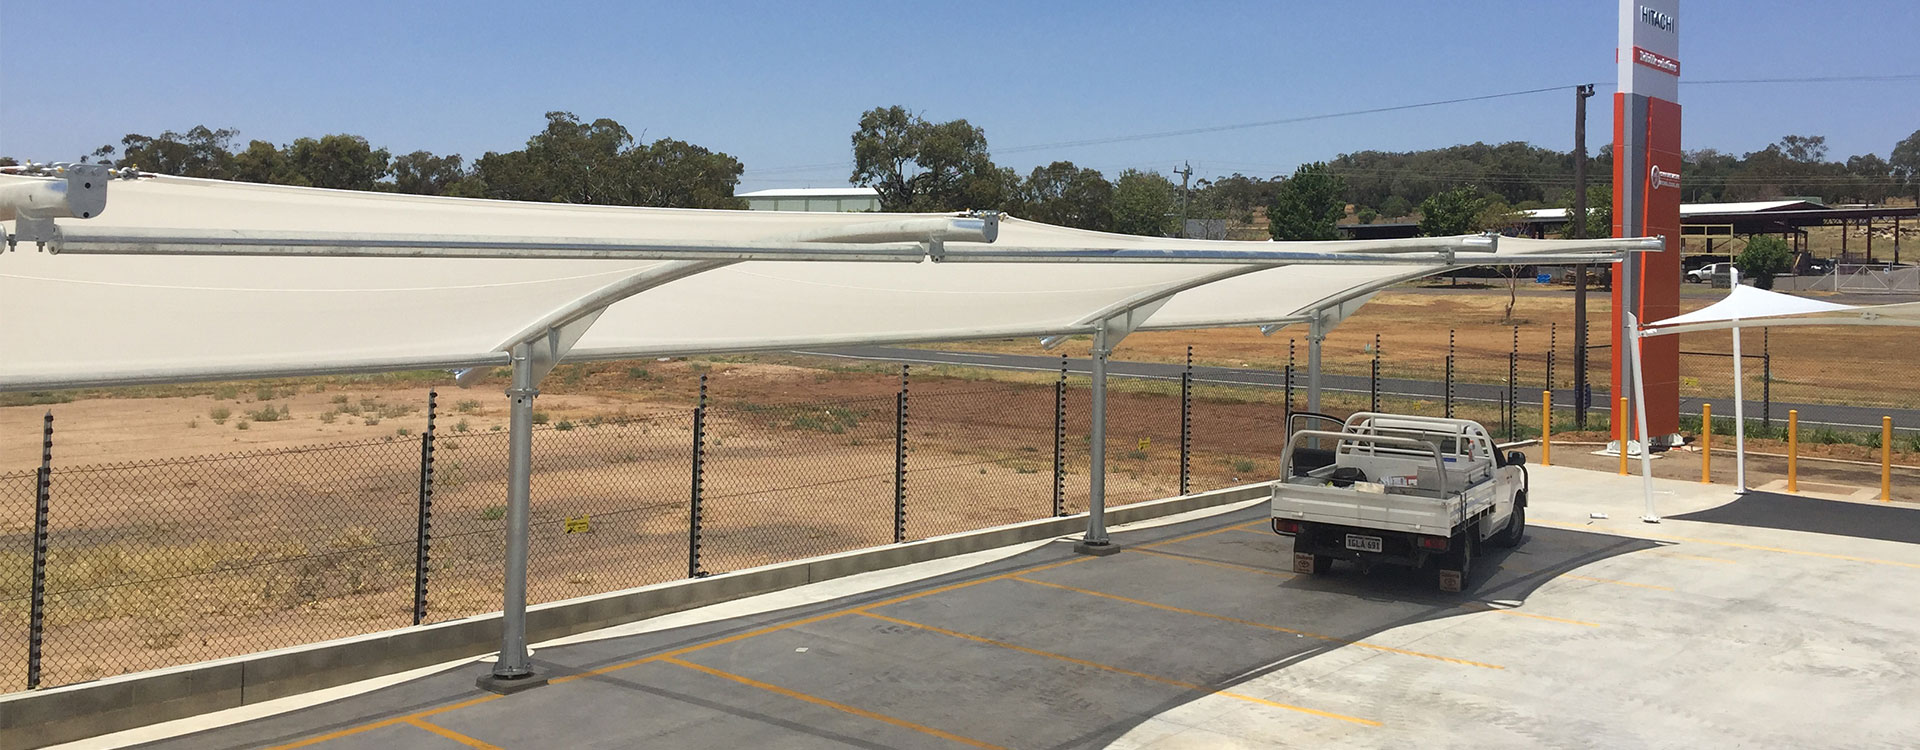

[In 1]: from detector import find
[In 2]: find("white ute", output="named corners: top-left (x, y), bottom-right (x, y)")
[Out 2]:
top-left (1269, 413), bottom-right (1528, 592)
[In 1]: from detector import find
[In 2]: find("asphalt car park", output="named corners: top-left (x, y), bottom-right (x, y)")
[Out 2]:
top-left (101, 466), bottom-right (1920, 749)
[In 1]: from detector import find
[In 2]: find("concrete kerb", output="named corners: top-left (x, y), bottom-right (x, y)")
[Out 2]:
top-left (0, 482), bottom-right (1270, 750)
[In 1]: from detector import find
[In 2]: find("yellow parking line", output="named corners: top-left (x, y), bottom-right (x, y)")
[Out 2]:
top-left (277, 554), bottom-right (1098, 748)
top-left (262, 696), bottom-right (501, 750)
top-left (1659, 552), bottom-right (1738, 564)
top-left (1133, 548), bottom-right (1297, 579)
top-left (662, 656), bottom-right (1005, 749)
top-left (1142, 520), bottom-right (1269, 549)
top-left (854, 611), bottom-right (1378, 727)
top-left (1499, 565), bottom-right (1672, 591)
top-left (551, 556), bottom-right (1094, 686)
top-left (1135, 547), bottom-right (1597, 627)
top-left (403, 717), bottom-right (502, 749)
top-left (1011, 576), bottom-right (1503, 670)
top-left (1533, 519), bottom-right (1920, 570)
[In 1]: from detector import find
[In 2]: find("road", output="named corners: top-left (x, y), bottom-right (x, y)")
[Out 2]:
top-left (795, 345), bottom-right (1918, 434)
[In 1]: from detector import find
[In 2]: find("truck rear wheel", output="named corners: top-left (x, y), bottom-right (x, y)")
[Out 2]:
top-left (1437, 531), bottom-right (1473, 593)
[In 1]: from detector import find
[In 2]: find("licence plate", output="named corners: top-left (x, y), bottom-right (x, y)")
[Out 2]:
top-left (1344, 534), bottom-right (1384, 553)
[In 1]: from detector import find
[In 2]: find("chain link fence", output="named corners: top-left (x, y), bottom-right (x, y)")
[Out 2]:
top-left (14, 331), bottom-right (1907, 691)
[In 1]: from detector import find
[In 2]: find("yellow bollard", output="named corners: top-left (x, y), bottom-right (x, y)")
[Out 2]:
top-left (1541, 390), bottom-right (1552, 466)
top-left (1884, 416), bottom-right (1894, 503)
top-left (1618, 397), bottom-right (1630, 476)
top-left (1701, 402), bottom-right (1712, 484)
top-left (1787, 410), bottom-right (1799, 493)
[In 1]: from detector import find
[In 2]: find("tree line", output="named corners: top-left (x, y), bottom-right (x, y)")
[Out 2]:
top-left (40, 111), bottom-right (752, 210)
top-left (13, 105), bottom-right (1916, 243)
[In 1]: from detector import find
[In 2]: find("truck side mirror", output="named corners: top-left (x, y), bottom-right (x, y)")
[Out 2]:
top-left (1507, 451), bottom-right (1527, 466)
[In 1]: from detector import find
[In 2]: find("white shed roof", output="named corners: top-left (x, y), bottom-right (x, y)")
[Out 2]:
top-left (1, 174), bottom-right (1648, 391)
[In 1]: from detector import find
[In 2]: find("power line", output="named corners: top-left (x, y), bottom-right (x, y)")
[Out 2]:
top-left (742, 73), bottom-right (1920, 178)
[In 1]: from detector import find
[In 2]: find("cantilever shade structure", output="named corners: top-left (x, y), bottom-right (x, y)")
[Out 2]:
top-left (1629, 283), bottom-right (1920, 519)
top-left (2, 172), bottom-right (1657, 689)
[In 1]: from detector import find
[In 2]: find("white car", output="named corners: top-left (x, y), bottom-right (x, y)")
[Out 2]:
top-left (1688, 262), bottom-right (1732, 283)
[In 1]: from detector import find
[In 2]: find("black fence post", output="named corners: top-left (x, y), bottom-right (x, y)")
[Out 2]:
top-left (688, 375), bottom-right (707, 578)
top-left (1285, 339), bottom-right (1295, 425)
top-left (1369, 334), bottom-right (1381, 413)
top-left (1548, 322), bottom-right (1557, 394)
top-left (1575, 335), bottom-right (1589, 430)
top-left (894, 365), bottom-right (909, 543)
top-left (1052, 354), bottom-right (1067, 521)
top-left (1763, 329), bottom-right (1773, 427)
top-left (413, 390), bottom-right (438, 625)
top-left (1179, 346), bottom-right (1192, 496)
top-left (1508, 326), bottom-right (1519, 441)
top-left (27, 411), bottom-right (51, 690)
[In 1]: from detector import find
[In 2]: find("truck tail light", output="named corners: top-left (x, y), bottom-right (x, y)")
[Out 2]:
top-left (1418, 535), bottom-right (1449, 551)
top-left (1272, 519), bottom-right (1301, 535)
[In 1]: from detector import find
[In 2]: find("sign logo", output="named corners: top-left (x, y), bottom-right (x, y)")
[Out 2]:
top-left (1633, 46), bottom-right (1680, 75)
top-left (1639, 6), bottom-right (1675, 31)
top-left (1649, 165), bottom-right (1681, 190)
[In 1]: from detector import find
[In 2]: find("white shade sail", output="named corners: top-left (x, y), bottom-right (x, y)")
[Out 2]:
top-left (3, 174), bottom-right (1646, 391)
top-left (1640, 283), bottom-right (1920, 337)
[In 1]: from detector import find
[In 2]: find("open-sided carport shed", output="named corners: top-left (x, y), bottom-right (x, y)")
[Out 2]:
top-left (0, 165), bottom-right (1658, 691)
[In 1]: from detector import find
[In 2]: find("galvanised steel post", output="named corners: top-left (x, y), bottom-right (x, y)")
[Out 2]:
top-left (689, 375), bottom-right (707, 577)
top-left (482, 343), bottom-right (541, 689)
top-left (1077, 321), bottom-right (1116, 554)
top-left (27, 411), bottom-right (51, 690)
top-left (1053, 355), bottom-right (1065, 517)
top-left (894, 365), bottom-right (909, 543)
top-left (1180, 346), bottom-right (1192, 496)
top-left (414, 389), bottom-right (438, 625)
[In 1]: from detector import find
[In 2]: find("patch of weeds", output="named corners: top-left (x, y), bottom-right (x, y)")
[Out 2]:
top-left (555, 420), bottom-right (576, 431)
top-left (363, 417), bottom-right (381, 426)
top-left (454, 418), bottom-right (470, 432)
top-left (479, 504), bottom-right (507, 521)
top-left (209, 406), bottom-right (232, 425)
top-left (0, 391), bottom-right (73, 407)
top-left (456, 399), bottom-right (482, 414)
top-left (245, 404), bottom-right (289, 422)
top-left (1125, 450), bottom-right (1149, 461)
top-left (627, 367), bottom-right (651, 380)
top-left (1230, 458), bottom-right (1257, 473)
top-left (254, 386), bottom-right (279, 401)
top-left (236, 420), bottom-right (251, 430)
top-left (213, 384), bottom-right (241, 400)
top-left (187, 418), bottom-right (200, 429)
top-left (689, 361), bottom-right (712, 373)
top-left (790, 409), bottom-right (859, 434)
top-left (442, 439), bottom-right (460, 450)
top-left (397, 427), bottom-right (412, 437)
top-left (490, 425), bottom-right (503, 432)
top-left (330, 394), bottom-right (350, 404)
top-left (436, 461), bottom-right (463, 487)
top-left (532, 411), bottom-right (550, 425)
top-left (318, 411), bottom-right (338, 424)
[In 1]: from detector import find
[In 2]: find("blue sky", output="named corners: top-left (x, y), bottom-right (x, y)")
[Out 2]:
top-left (3, 1), bottom-right (1916, 191)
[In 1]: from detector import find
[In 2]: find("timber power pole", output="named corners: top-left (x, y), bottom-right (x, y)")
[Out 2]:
top-left (1572, 83), bottom-right (1596, 428)
top-left (1175, 161), bottom-right (1193, 238)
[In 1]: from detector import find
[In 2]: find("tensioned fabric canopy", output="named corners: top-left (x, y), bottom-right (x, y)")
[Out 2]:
top-left (3, 174), bottom-right (1636, 391)
top-left (1640, 283), bottom-right (1920, 337)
